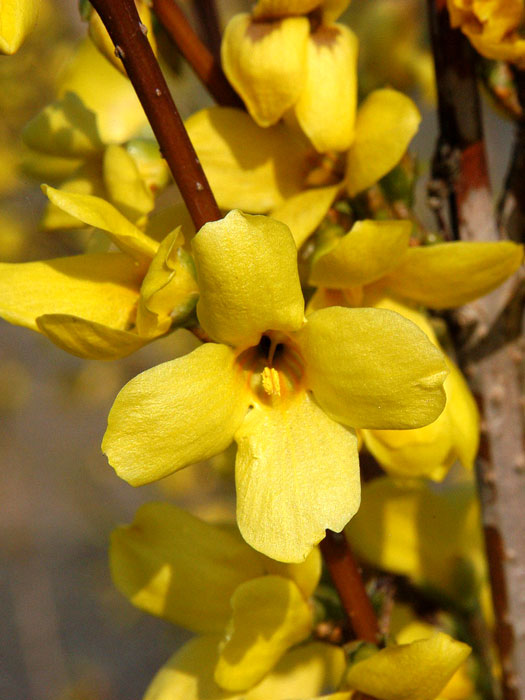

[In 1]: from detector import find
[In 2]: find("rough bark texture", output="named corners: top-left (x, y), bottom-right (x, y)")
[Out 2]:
top-left (428, 2), bottom-right (525, 698)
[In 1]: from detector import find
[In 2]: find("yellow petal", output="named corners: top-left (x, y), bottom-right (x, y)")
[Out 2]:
top-left (144, 636), bottom-right (345, 700)
top-left (384, 241), bottom-right (524, 308)
top-left (136, 228), bottom-right (199, 338)
top-left (21, 148), bottom-right (84, 182)
top-left (103, 144), bottom-right (154, 222)
top-left (222, 14), bottom-right (309, 127)
top-left (322, 0), bottom-right (351, 22)
top-left (40, 163), bottom-right (106, 231)
top-left (363, 357), bottom-right (479, 480)
top-left (58, 38), bottom-right (147, 144)
top-left (0, 0), bottom-right (39, 54)
top-left (193, 210), bottom-right (304, 348)
top-left (23, 92), bottom-right (103, 157)
top-left (345, 478), bottom-right (486, 606)
top-left (0, 252), bottom-right (141, 331)
top-left (271, 185), bottom-right (339, 248)
top-left (215, 576), bottom-right (313, 691)
top-left (110, 503), bottom-right (266, 634)
top-left (298, 307), bottom-right (448, 429)
top-left (346, 89), bottom-right (421, 196)
top-left (235, 392), bottom-right (360, 562)
top-left (293, 24), bottom-right (358, 153)
top-left (102, 343), bottom-right (250, 486)
top-left (309, 219), bottom-right (411, 288)
top-left (345, 633), bottom-right (471, 700)
top-left (186, 107), bottom-right (310, 212)
top-left (43, 185), bottom-right (158, 261)
top-left (265, 546), bottom-right (322, 599)
top-left (36, 314), bottom-right (148, 360)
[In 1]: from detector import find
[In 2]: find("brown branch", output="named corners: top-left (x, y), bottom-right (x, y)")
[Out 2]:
top-left (320, 530), bottom-right (379, 644)
top-left (192, 0), bottom-right (222, 59)
top-left (499, 68), bottom-right (525, 243)
top-left (89, 0), bottom-right (221, 230)
top-left (152, 0), bottom-right (242, 107)
top-left (428, 2), bottom-right (525, 698)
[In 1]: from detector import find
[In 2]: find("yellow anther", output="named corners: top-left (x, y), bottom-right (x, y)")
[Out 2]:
top-left (261, 366), bottom-right (281, 397)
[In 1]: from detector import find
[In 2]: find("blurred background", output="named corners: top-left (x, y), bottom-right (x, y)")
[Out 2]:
top-left (0, 1), bottom-right (514, 698)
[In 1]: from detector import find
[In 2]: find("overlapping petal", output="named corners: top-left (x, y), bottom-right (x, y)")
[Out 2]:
top-left (36, 315), bottom-right (149, 360)
top-left (271, 185), bottom-right (340, 248)
top-left (0, 0), bottom-right (39, 54)
top-left (298, 307), bottom-right (448, 430)
top-left (309, 219), bottom-right (411, 288)
top-left (110, 503), bottom-right (266, 634)
top-left (384, 240), bottom-right (523, 308)
top-left (215, 576), bottom-right (313, 690)
top-left (293, 24), bottom-right (358, 153)
top-left (43, 185), bottom-right (159, 261)
top-left (102, 343), bottom-right (251, 485)
top-left (345, 633), bottom-right (471, 700)
top-left (0, 252), bottom-right (141, 331)
top-left (222, 14), bottom-right (310, 126)
top-left (144, 636), bottom-right (345, 700)
top-left (235, 392), bottom-right (360, 562)
top-left (346, 89), bottom-right (421, 196)
top-left (103, 144), bottom-right (154, 222)
top-left (192, 210), bottom-right (304, 347)
top-left (186, 107), bottom-right (310, 212)
top-left (345, 478), bottom-right (486, 607)
top-left (57, 39), bottom-right (147, 144)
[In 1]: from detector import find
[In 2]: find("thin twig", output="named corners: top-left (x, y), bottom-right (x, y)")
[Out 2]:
top-left (152, 0), bottom-right (242, 107)
top-left (192, 0), bottom-right (222, 58)
top-left (89, 0), bottom-right (221, 230)
top-left (427, 2), bottom-right (525, 698)
top-left (320, 530), bottom-right (379, 644)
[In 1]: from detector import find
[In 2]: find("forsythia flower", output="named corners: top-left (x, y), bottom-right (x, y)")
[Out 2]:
top-left (186, 89), bottom-right (420, 247)
top-left (111, 502), bottom-right (470, 700)
top-left (22, 39), bottom-right (169, 229)
top-left (308, 219), bottom-right (523, 479)
top-left (346, 476), bottom-right (489, 610)
top-left (110, 502), bottom-right (339, 696)
top-left (0, 0), bottom-right (39, 54)
top-left (0, 187), bottom-right (198, 359)
top-left (102, 210), bottom-right (448, 562)
top-left (222, 0), bottom-right (355, 152)
top-left (447, 0), bottom-right (525, 67)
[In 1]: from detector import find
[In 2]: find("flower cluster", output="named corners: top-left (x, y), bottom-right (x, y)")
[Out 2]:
top-left (1, 0), bottom-right (523, 698)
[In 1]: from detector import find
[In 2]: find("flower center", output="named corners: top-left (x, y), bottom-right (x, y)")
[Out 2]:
top-left (236, 332), bottom-right (305, 406)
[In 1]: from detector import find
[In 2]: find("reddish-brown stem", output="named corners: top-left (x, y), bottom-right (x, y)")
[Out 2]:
top-left (193, 0), bottom-right (222, 59)
top-left (428, 1), bottom-right (525, 698)
top-left (320, 530), bottom-right (379, 644)
top-left (89, 0), bottom-right (221, 230)
top-left (152, 0), bottom-right (242, 108)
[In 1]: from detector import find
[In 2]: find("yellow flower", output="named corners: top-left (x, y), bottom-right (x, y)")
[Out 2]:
top-left (447, 0), bottom-right (525, 67)
top-left (22, 39), bottom-right (169, 229)
top-left (111, 502), bottom-right (346, 698)
top-left (186, 89), bottom-right (420, 247)
top-left (0, 187), bottom-right (198, 359)
top-left (0, 0), bottom-right (39, 54)
top-left (221, 1), bottom-right (355, 152)
top-left (103, 210), bottom-right (448, 562)
top-left (342, 631), bottom-right (471, 700)
top-left (345, 476), bottom-right (488, 610)
top-left (308, 219), bottom-right (523, 479)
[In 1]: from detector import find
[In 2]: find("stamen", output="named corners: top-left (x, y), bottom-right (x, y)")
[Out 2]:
top-left (261, 366), bottom-right (281, 397)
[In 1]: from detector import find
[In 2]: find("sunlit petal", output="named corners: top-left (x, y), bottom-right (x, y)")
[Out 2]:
top-left (298, 307), bottom-right (448, 429)
top-left (222, 14), bottom-right (309, 126)
top-left (271, 185), bottom-right (339, 248)
top-left (235, 392), bottom-right (360, 562)
top-left (103, 343), bottom-right (250, 485)
top-left (215, 576), bottom-right (312, 690)
top-left (193, 210), bottom-right (304, 348)
top-left (346, 89), bottom-right (421, 196)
